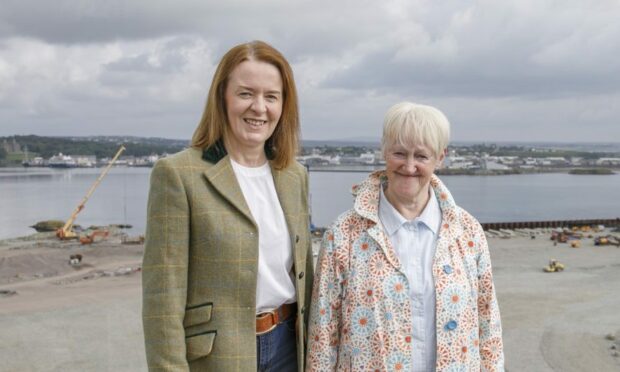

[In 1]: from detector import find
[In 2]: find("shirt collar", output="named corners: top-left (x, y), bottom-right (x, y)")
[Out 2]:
top-left (379, 186), bottom-right (441, 236)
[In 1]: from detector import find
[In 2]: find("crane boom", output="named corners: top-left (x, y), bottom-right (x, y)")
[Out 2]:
top-left (57, 145), bottom-right (126, 239)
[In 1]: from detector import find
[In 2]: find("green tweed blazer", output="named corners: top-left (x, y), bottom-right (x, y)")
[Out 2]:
top-left (142, 146), bottom-right (313, 371)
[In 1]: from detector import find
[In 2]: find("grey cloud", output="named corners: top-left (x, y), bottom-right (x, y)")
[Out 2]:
top-left (1, 0), bottom-right (619, 142)
top-left (0, 0), bottom-right (199, 44)
top-left (325, 49), bottom-right (620, 98)
top-left (323, 2), bottom-right (620, 98)
top-left (0, 0), bottom-right (386, 58)
top-left (104, 38), bottom-right (196, 74)
top-left (0, 0), bottom-right (287, 46)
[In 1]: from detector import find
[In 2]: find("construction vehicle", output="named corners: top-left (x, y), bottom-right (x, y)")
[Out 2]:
top-left (543, 259), bottom-right (565, 273)
top-left (550, 229), bottom-right (583, 244)
top-left (79, 229), bottom-right (110, 245)
top-left (69, 254), bottom-right (83, 266)
top-left (595, 235), bottom-right (620, 247)
top-left (56, 146), bottom-right (126, 240)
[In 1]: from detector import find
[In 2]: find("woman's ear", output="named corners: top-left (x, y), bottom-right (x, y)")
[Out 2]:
top-left (436, 148), bottom-right (447, 169)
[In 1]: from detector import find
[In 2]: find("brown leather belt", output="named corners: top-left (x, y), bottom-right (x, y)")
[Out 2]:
top-left (256, 303), bottom-right (297, 335)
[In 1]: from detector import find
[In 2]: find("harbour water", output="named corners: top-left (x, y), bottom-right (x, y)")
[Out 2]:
top-left (1, 167), bottom-right (619, 240)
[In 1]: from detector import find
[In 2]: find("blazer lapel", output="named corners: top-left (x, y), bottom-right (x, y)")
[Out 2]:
top-left (272, 166), bottom-right (300, 261)
top-left (203, 156), bottom-right (255, 224)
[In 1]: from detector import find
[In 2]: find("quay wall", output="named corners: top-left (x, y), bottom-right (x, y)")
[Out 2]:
top-left (312, 218), bottom-right (620, 236)
top-left (481, 218), bottom-right (620, 230)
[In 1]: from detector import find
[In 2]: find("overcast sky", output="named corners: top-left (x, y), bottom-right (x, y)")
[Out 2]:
top-left (1, 0), bottom-right (619, 142)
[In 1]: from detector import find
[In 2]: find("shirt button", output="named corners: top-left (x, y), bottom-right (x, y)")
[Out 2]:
top-left (295, 235), bottom-right (300, 243)
top-left (298, 271), bottom-right (304, 279)
top-left (445, 320), bottom-right (458, 331)
top-left (443, 264), bottom-right (453, 274)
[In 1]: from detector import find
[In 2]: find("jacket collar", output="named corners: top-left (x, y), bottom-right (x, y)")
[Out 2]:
top-left (352, 171), bottom-right (463, 270)
top-left (378, 186), bottom-right (441, 236)
top-left (201, 140), bottom-right (228, 164)
top-left (200, 141), bottom-right (297, 235)
top-left (352, 171), bottom-right (459, 227)
top-left (201, 139), bottom-right (275, 165)
top-left (202, 153), bottom-right (254, 223)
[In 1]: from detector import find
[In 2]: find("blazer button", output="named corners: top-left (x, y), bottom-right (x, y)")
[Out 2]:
top-left (298, 271), bottom-right (304, 279)
top-left (295, 235), bottom-right (300, 243)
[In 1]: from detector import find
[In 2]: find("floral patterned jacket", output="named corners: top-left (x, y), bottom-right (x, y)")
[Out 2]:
top-left (306, 171), bottom-right (504, 371)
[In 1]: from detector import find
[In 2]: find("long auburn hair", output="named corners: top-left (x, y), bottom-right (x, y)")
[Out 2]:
top-left (191, 40), bottom-right (300, 169)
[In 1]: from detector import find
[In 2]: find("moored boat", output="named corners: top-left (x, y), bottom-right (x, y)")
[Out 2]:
top-left (48, 153), bottom-right (78, 168)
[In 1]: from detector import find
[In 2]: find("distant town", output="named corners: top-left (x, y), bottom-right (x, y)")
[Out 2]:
top-left (298, 143), bottom-right (620, 174)
top-left (2, 135), bottom-right (620, 175)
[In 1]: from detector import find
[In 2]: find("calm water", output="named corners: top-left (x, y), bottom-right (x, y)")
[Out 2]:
top-left (1, 167), bottom-right (619, 240)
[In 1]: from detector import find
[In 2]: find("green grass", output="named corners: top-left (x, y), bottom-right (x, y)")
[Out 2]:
top-left (569, 168), bottom-right (615, 175)
top-left (0, 151), bottom-right (40, 166)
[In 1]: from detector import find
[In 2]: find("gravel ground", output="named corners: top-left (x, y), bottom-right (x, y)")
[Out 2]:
top-left (1, 229), bottom-right (619, 371)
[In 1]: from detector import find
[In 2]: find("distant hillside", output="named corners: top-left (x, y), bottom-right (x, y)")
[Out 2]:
top-left (302, 139), bottom-right (380, 148)
top-left (3, 135), bottom-right (619, 163)
top-left (1, 135), bottom-right (188, 159)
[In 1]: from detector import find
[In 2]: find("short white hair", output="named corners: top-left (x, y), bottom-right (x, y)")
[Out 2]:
top-left (381, 102), bottom-right (451, 158)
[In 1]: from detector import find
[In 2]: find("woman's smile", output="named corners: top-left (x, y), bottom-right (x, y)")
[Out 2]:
top-left (244, 118), bottom-right (268, 128)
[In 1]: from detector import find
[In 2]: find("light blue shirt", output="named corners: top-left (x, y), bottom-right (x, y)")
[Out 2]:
top-left (379, 187), bottom-right (441, 372)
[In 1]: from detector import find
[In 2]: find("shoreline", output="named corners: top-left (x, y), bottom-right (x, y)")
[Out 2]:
top-left (303, 165), bottom-right (620, 175)
top-left (2, 164), bottom-right (620, 176)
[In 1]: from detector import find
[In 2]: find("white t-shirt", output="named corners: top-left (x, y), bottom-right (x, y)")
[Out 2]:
top-left (230, 159), bottom-right (296, 314)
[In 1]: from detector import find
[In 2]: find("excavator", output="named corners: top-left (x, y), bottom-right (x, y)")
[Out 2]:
top-left (79, 229), bottom-right (110, 245)
top-left (56, 145), bottom-right (126, 240)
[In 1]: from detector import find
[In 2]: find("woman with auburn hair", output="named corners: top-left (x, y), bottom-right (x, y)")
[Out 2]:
top-left (307, 102), bottom-right (504, 371)
top-left (142, 40), bottom-right (313, 372)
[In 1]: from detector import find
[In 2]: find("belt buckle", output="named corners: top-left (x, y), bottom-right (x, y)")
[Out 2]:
top-left (256, 311), bottom-right (278, 335)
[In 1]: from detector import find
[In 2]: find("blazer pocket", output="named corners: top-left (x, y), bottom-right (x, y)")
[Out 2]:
top-left (186, 330), bottom-right (216, 362)
top-left (184, 302), bottom-right (213, 328)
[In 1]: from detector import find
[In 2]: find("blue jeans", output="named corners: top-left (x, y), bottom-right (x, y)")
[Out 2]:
top-left (256, 315), bottom-right (298, 372)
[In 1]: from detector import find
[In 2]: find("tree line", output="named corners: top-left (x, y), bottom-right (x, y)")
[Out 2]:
top-left (1, 135), bottom-right (188, 159)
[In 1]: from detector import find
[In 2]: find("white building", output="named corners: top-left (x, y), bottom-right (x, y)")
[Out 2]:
top-left (539, 157), bottom-right (569, 166)
top-left (73, 155), bottom-right (96, 167)
top-left (596, 158), bottom-right (620, 166)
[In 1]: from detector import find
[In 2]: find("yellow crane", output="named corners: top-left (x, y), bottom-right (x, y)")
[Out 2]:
top-left (56, 145), bottom-right (126, 240)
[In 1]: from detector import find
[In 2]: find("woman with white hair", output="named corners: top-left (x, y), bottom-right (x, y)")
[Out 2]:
top-left (306, 102), bottom-right (504, 371)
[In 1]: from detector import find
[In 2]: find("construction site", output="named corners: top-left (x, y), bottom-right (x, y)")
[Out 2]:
top-left (0, 222), bottom-right (618, 371)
